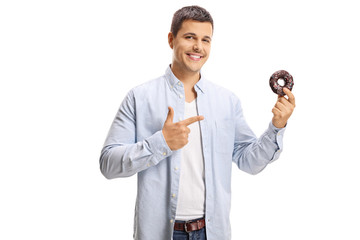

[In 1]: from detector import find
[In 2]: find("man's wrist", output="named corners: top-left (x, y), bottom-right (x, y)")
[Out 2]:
top-left (272, 119), bottom-right (287, 129)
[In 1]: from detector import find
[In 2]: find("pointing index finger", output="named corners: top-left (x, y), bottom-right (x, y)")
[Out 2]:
top-left (180, 115), bottom-right (205, 126)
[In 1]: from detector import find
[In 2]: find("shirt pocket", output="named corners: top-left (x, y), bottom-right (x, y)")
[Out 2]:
top-left (215, 119), bottom-right (235, 154)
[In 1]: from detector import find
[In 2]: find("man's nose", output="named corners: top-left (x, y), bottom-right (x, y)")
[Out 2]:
top-left (193, 40), bottom-right (202, 52)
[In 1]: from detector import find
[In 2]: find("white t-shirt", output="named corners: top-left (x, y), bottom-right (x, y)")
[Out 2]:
top-left (175, 99), bottom-right (206, 221)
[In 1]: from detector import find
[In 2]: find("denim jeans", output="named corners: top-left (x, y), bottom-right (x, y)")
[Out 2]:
top-left (173, 218), bottom-right (207, 240)
top-left (173, 227), bottom-right (206, 240)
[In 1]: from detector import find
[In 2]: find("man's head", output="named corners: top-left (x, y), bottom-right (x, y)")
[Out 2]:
top-left (169, 6), bottom-right (214, 77)
top-left (170, 5), bottom-right (213, 38)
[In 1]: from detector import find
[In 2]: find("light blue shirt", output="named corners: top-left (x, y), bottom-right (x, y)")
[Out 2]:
top-left (100, 66), bottom-right (286, 240)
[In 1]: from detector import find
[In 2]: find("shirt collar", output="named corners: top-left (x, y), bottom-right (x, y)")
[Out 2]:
top-left (165, 65), bottom-right (206, 94)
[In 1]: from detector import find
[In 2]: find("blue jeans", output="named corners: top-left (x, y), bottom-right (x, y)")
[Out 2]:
top-left (173, 227), bottom-right (206, 240)
top-left (173, 219), bottom-right (207, 240)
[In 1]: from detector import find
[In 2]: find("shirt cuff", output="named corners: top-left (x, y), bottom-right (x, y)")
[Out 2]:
top-left (267, 122), bottom-right (286, 162)
top-left (268, 122), bottom-right (286, 142)
top-left (145, 130), bottom-right (173, 165)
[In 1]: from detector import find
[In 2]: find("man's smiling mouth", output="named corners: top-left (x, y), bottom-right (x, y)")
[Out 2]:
top-left (186, 53), bottom-right (203, 61)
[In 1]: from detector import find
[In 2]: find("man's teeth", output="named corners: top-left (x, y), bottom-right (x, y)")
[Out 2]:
top-left (190, 55), bottom-right (201, 59)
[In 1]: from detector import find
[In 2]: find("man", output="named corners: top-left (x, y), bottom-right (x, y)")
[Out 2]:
top-left (100, 5), bottom-right (295, 240)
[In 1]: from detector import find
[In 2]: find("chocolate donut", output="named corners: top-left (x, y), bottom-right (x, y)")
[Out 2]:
top-left (269, 70), bottom-right (294, 96)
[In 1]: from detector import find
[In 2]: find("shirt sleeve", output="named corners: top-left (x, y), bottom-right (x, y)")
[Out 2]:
top-left (99, 90), bottom-right (172, 179)
top-left (231, 95), bottom-right (286, 175)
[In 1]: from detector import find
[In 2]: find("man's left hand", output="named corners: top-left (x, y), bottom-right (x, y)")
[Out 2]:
top-left (272, 87), bottom-right (296, 128)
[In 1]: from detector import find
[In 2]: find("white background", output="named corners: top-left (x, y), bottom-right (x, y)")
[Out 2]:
top-left (1, 0), bottom-right (359, 239)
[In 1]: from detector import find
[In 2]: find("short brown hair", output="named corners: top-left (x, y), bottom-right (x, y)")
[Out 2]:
top-left (170, 5), bottom-right (214, 37)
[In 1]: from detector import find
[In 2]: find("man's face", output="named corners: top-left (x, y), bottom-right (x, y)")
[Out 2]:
top-left (168, 20), bottom-right (212, 76)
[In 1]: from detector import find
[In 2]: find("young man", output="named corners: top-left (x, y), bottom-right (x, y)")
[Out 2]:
top-left (100, 5), bottom-right (295, 240)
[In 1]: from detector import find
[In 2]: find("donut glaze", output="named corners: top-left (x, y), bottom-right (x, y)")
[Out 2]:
top-left (269, 70), bottom-right (294, 96)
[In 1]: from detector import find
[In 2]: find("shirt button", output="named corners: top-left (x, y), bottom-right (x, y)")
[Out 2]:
top-left (174, 167), bottom-right (178, 171)
top-left (172, 193), bottom-right (176, 198)
top-left (179, 117), bottom-right (182, 121)
top-left (178, 82), bottom-right (181, 86)
top-left (179, 94), bottom-right (183, 98)
top-left (163, 152), bottom-right (167, 156)
top-left (170, 219), bottom-right (174, 223)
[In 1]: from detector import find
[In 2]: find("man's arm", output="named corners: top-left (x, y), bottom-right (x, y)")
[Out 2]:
top-left (99, 92), bottom-right (204, 179)
top-left (99, 90), bottom-right (172, 179)
top-left (232, 89), bottom-right (295, 175)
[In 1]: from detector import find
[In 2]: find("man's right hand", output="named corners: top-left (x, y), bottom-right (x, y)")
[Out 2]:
top-left (162, 106), bottom-right (204, 151)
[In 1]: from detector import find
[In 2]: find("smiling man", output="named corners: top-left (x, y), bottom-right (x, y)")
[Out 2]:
top-left (100, 5), bottom-right (295, 240)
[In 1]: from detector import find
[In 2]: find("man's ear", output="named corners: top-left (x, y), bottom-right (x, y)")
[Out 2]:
top-left (168, 32), bottom-right (174, 49)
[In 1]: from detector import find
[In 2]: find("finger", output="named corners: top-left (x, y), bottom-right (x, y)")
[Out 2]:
top-left (180, 125), bottom-right (191, 134)
top-left (165, 106), bottom-right (174, 123)
top-left (278, 96), bottom-right (293, 107)
top-left (272, 107), bottom-right (281, 115)
top-left (181, 115), bottom-right (205, 126)
top-left (283, 88), bottom-right (295, 106)
top-left (275, 101), bottom-right (287, 112)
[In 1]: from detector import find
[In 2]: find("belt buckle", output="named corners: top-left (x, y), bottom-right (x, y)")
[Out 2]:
top-left (184, 220), bottom-right (191, 233)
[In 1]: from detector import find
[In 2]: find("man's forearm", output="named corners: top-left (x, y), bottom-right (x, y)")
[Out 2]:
top-left (100, 130), bottom-right (172, 179)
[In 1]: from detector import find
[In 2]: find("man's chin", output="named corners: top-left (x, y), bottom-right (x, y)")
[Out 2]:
top-left (186, 63), bottom-right (205, 74)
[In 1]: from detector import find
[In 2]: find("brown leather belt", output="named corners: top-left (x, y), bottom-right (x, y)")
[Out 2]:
top-left (174, 218), bottom-right (206, 233)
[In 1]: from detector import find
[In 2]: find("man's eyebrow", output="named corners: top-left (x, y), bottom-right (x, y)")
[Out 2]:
top-left (183, 32), bottom-right (212, 40)
top-left (183, 32), bottom-right (196, 36)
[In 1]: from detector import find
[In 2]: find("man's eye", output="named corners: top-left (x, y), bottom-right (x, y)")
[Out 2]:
top-left (185, 36), bottom-right (194, 39)
top-left (203, 39), bottom-right (210, 43)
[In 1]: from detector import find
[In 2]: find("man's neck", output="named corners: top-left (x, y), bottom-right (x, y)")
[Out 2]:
top-left (171, 65), bottom-right (200, 89)
top-left (170, 65), bottom-right (200, 103)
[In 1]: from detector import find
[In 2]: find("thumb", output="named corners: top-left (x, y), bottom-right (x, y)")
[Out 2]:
top-left (165, 106), bottom-right (174, 123)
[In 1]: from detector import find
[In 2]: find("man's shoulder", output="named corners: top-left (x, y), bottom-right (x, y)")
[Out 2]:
top-left (130, 74), bottom-right (166, 94)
